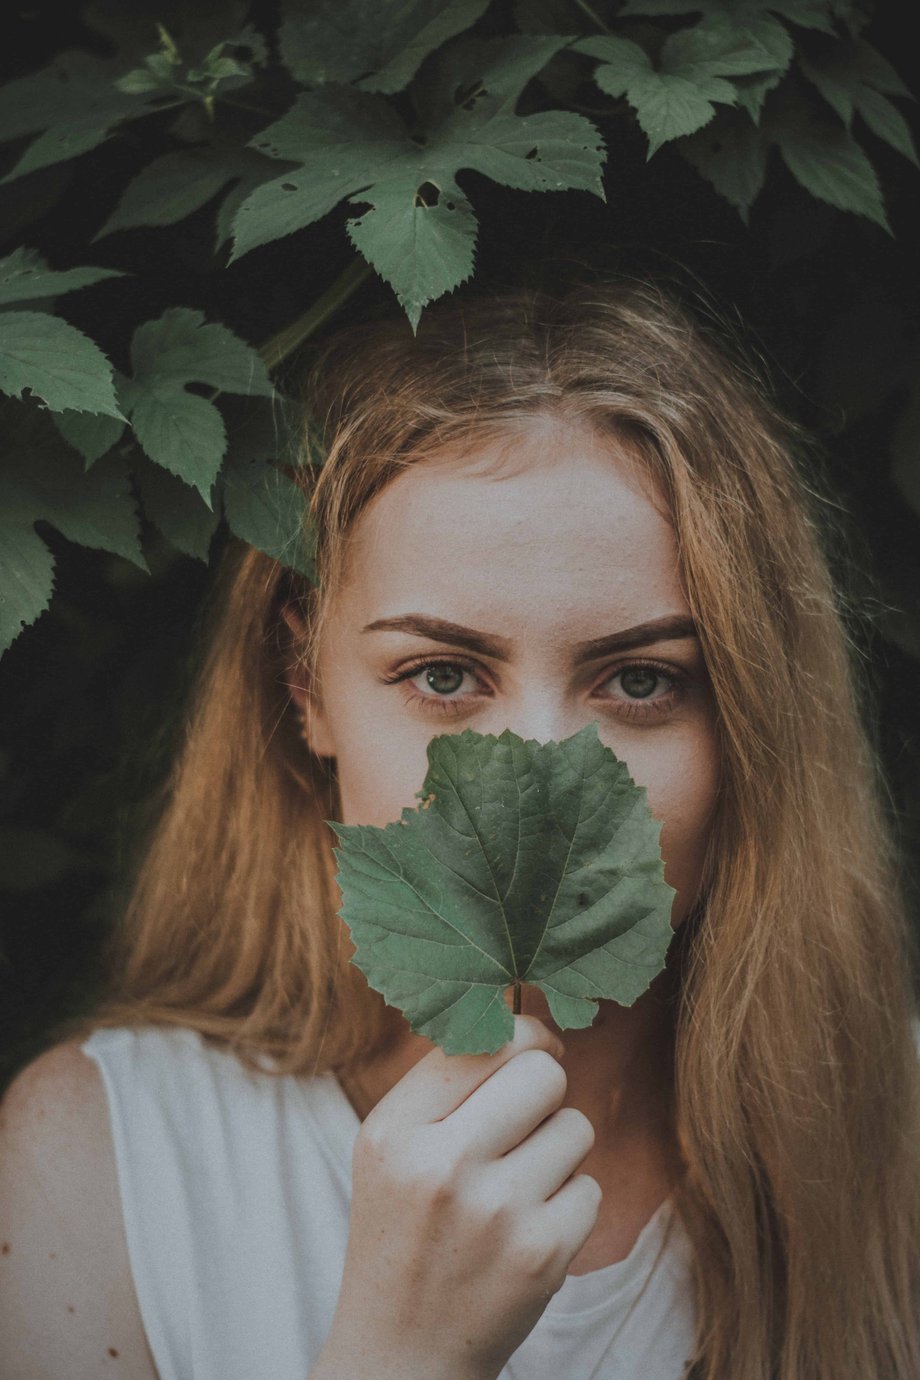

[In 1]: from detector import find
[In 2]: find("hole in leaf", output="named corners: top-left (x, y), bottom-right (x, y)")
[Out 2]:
top-left (525, 148), bottom-right (539, 160)
top-left (280, 181), bottom-right (298, 191)
top-left (577, 892), bottom-right (589, 907)
top-left (414, 181), bottom-right (440, 208)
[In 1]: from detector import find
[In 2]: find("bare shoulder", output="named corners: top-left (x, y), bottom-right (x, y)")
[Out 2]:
top-left (0, 1039), bottom-right (160, 1380)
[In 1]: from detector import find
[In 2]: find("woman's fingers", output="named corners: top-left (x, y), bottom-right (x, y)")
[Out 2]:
top-left (367, 1013), bottom-right (564, 1130)
top-left (491, 1103), bottom-right (597, 1201)
top-left (444, 1046), bottom-right (571, 1160)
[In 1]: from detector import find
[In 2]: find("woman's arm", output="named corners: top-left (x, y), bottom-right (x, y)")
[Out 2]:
top-left (0, 1041), bottom-right (160, 1380)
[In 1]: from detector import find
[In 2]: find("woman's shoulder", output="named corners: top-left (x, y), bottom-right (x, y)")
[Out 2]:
top-left (0, 1038), bottom-right (158, 1379)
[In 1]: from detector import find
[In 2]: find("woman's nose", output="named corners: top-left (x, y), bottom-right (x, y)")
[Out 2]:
top-left (483, 693), bottom-right (588, 747)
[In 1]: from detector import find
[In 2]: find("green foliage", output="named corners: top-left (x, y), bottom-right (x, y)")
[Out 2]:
top-left (329, 724), bottom-right (676, 1055)
top-left (0, 247), bottom-right (124, 416)
top-left (118, 307), bottom-right (273, 504)
top-left (278, 0), bottom-right (491, 94)
top-left (0, 0), bottom-right (916, 662)
top-left (0, 404), bottom-right (145, 653)
top-left (231, 37), bottom-right (605, 327)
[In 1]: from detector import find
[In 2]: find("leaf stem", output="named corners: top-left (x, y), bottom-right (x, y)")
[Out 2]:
top-left (513, 981), bottom-right (522, 1015)
top-left (573, 0), bottom-right (612, 34)
top-left (258, 257), bottom-right (374, 371)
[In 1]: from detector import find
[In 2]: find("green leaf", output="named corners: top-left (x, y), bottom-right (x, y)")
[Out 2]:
top-left (129, 307), bottom-right (274, 397)
top-left (132, 452), bottom-right (221, 562)
top-left (95, 147), bottom-right (268, 237)
top-left (115, 68), bottom-right (167, 95)
top-left (777, 121), bottom-right (889, 230)
top-left (53, 410), bottom-right (126, 467)
top-left (123, 383), bottom-right (225, 506)
top-left (663, 13), bottom-right (791, 79)
top-left (678, 109), bottom-right (768, 218)
top-left (0, 310), bottom-right (123, 416)
top-left (221, 458), bottom-right (315, 577)
top-left (621, 0), bottom-right (834, 28)
top-left (0, 247), bottom-right (124, 305)
top-left (119, 308), bottom-right (274, 503)
top-left (232, 38), bottom-right (605, 326)
top-left (217, 396), bottom-right (316, 575)
top-left (857, 87), bottom-right (918, 167)
top-left (732, 68), bottom-right (784, 122)
top-left (329, 723), bottom-right (676, 1055)
top-left (279, 0), bottom-right (490, 94)
top-left (0, 52), bottom-right (150, 183)
top-left (575, 34), bottom-right (738, 154)
top-left (0, 404), bottom-right (146, 653)
top-left (800, 44), bottom-right (917, 165)
top-left (231, 89), bottom-right (412, 259)
top-left (0, 519), bottom-right (54, 655)
top-left (347, 176), bottom-right (477, 330)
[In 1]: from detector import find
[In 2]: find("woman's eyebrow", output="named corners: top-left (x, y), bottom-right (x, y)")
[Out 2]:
top-left (360, 613), bottom-right (698, 663)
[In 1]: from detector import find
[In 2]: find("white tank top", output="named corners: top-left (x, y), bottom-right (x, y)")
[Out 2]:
top-left (82, 1024), bottom-right (698, 1380)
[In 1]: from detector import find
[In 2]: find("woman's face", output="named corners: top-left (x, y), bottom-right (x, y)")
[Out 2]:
top-left (298, 415), bottom-right (719, 929)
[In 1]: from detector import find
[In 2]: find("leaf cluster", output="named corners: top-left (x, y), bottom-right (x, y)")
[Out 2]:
top-left (0, 0), bottom-right (915, 657)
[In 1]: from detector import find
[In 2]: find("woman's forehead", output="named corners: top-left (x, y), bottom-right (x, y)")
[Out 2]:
top-left (334, 422), bottom-right (685, 636)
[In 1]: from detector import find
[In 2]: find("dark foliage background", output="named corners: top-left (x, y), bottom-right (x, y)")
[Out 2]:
top-left (1, 0), bottom-right (918, 1089)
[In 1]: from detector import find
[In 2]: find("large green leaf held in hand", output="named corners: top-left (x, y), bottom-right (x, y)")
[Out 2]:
top-left (328, 723), bottom-right (676, 1055)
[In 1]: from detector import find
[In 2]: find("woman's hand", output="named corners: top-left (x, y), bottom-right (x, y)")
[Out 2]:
top-left (314, 1014), bottom-right (601, 1380)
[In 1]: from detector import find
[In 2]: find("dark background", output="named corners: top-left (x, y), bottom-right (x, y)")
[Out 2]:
top-left (2, 0), bottom-right (919, 1089)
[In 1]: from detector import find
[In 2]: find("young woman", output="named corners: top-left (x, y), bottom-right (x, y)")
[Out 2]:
top-left (2, 280), bottom-right (919, 1380)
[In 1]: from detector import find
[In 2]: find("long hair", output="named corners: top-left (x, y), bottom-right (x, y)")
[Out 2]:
top-left (64, 281), bottom-right (920, 1377)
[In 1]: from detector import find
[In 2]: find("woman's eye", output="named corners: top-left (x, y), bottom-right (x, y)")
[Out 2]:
top-left (384, 658), bottom-right (486, 716)
top-left (609, 666), bottom-right (671, 700)
top-left (383, 656), bottom-right (688, 722)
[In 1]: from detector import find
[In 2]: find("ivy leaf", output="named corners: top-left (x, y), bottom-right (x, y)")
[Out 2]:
top-left (329, 722), bottom-right (676, 1056)
top-left (0, 404), bottom-right (146, 654)
top-left (0, 310), bottom-right (123, 416)
top-left (279, 0), bottom-right (491, 94)
top-left (0, 247), bottom-right (124, 305)
top-left (119, 308), bottom-right (274, 503)
top-left (232, 38), bottom-right (605, 327)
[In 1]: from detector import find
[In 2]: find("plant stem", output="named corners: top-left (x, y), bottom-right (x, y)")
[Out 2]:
top-left (258, 258), bottom-right (374, 371)
top-left (573, 0), bottom-right (612, 33)
top-left (513, 981), bottom-right (522, 1015)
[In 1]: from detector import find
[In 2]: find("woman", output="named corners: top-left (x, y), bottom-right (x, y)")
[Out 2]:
top-left (2, 280), bottom-right (919, 1379)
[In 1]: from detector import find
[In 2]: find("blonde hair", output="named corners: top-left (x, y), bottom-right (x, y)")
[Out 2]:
top-left (63, 281), bottom-right (920, 1377)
